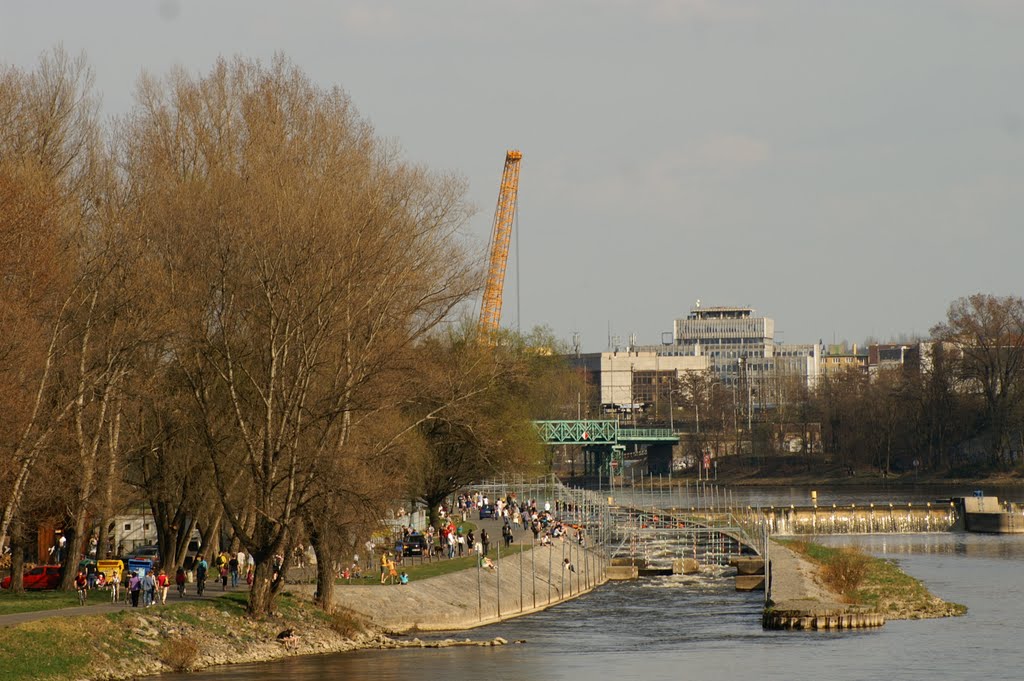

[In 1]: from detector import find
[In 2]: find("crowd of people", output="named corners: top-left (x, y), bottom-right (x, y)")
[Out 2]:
top-left (365, 491), bottom-right (588, 581)
top-left (69, 549), bottom-right (260, 607)
top-left (73, 566), bottom-right (170, 607)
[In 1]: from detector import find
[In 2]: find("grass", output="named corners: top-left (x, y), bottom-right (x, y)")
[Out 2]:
top-left (0, 590), bottom-right (85, 616)
top-left (342, 543), bottom-right (535, 585)
top-left (779, 538), bottom-right (967, 618)
top-left (0, 621), bottom-right (94, 680)
top-left (0, 590), bottom-right (335, 680)
top-left (851, 555), bottom-right (965, 616)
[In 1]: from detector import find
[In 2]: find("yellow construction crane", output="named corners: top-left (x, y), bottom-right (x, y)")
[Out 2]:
top-left (478, 149), bottom-right (522, 341)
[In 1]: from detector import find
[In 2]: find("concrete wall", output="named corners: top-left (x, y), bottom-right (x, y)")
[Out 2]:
top-left (326, 543), bottom-right (608, 633)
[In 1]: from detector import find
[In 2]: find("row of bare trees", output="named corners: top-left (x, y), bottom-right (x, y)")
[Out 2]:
top-left (648, 295), bottom-right (1024, 476)
top-left (0, 49), bottom-right (561, 616)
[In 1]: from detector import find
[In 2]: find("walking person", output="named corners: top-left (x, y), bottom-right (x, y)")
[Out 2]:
top-left (480, 529), bottom-right (490, 557)
top-left (128, 572), bottom-right (142, 608)
top-left (157, 569), bottom-right (170, 604)
top-left (175, 567), bottom-right (187, 597)
top-left (142, 570), bottom-right (156, 607)
top-left (229, 554), bottom-right (239, 588)
top-left (220, 563), bottom-right (229, 590)
top-left (109, 569), bottom-right (121, 603)
top-left (195, 555), bottom-right (208, 596)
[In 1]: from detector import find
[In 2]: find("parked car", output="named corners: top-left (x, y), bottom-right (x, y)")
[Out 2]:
top-left (396, 534), bottom-right (427, 557)
top-left (479, 504), bottom-right (497, 520)
top-left (1, 565), bottom-right (63, 590)
top-left (125, 545), bottom-right (160, 563)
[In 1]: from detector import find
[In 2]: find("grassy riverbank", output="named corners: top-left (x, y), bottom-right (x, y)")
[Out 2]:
top-left (0, 592), bottom-right (381, 680)
top-left (780, 539), bottom-right (966, 620)
top-left (0, 541), bottom-right (550, 681)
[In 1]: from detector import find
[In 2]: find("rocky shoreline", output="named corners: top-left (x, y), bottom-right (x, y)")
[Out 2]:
top-left (62, 600), bottom-right (521, 681)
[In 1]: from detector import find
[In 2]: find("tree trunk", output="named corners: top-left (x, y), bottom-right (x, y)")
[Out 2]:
top-left (61, 510), bottom-right (91, 590)
top-left (8, 518), bottom-right (27, 594)
top-left (201, 511), bottom-right (223, 558)
top-left (424, 492), bottom-right (447, 531)
top-left (247, 558), bottom-right (277, 616)
top-left (309, 527), bottom-right (336, 613)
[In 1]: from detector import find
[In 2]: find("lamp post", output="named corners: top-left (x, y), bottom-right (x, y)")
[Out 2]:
top-left (696, 381), bottom-right (718, 435)
top-left (668, 381), bottom-right (675, 432)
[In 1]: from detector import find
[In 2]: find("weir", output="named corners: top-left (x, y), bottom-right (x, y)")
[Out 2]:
top-left (761, 502), bottom-right (957, 535)
top-left (472, 475), bottom-right (972, 583)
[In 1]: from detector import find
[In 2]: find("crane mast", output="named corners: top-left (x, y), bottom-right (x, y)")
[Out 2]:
top-left (478, 149), bottom-right (522, 340)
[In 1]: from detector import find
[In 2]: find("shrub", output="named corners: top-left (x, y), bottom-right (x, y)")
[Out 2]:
top-left (328, 608), bottom-right (366, 639)
top-left (159, 636), bottom-right (200, 672)
top-left (821, 547), bottom-right (870, 598)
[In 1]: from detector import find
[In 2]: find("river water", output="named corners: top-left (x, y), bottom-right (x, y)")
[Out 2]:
top-left (167, 528), bottom-right (1024, 681)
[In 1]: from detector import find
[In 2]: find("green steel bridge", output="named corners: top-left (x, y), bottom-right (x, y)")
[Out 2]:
top-left (533, 420), bottom-right (679, 475)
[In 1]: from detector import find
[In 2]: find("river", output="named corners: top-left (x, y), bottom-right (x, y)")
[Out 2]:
top-left (165, 528), bottom-right (1024, 681)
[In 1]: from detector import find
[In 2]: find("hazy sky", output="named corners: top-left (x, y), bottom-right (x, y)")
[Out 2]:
top-left (3, 1), bottom-right (1022, 351)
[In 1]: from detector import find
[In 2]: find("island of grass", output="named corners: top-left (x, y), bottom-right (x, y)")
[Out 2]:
top-left (764, 538), bottom-right (966, 630)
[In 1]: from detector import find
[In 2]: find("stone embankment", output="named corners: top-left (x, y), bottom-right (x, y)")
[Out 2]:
top-left (296, 543), bottom-right (608, 633)
top-left (762, 540), bottom-right (884, 631)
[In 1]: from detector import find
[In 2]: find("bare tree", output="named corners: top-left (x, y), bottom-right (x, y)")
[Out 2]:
top-left (932, 294), bottom-right (1024, 467)
top-left (125, 56), bottom-right (476, 615)
top-left (0, 48), bottom-right (101, 563)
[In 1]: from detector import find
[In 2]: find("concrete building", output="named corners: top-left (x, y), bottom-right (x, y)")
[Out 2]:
top-left (673, 305), bottom-right (775, 364)
top-left (667, 305), bottom-right (821, 400)
top-left (570, 350), bottom-right (709, 411)
top-left (600, 349), bottom-right (710, 408)
top-left (665, 305), bottom-right (820, 390)
top-left (820, 343), bottom-right (869, 376)
top-left (573, 305), bottom-right (822, 413)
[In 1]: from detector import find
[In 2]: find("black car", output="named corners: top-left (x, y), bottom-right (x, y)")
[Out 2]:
top-left (396, 534), bottom-right (426, 557)
top-left (479, 504), bottom-right (497, 520)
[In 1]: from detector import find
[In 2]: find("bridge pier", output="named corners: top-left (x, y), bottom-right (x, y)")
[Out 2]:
top-left (646, 444), bottom-right (673, 475)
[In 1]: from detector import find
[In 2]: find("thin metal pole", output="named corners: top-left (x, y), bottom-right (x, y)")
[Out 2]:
top-left (560, 539), bottom-right (566, 598)
top-left (532, 535), bottom-right (536, 609)
top-left (547, 542), bottom-right (552, 604)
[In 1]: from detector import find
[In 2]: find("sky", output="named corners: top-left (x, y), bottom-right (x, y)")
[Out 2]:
top-left (3, 1), bottom-right (1022, 352)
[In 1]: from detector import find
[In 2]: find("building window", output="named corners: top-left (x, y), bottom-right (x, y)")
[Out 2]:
top-left (123, 523), bottom-right (132, 531)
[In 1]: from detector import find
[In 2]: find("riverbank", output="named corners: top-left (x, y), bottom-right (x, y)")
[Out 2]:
top-left (0, 541), bottom-right (606, 680)
top-left (0, 589), bottom-right (525, 680)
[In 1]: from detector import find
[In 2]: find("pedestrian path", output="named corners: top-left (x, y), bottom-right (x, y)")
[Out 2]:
top-left (0, 583), bottom-right (246, 628)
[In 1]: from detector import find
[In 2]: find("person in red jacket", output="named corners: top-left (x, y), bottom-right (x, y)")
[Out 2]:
top-left (175, 567), bottom-right (187, 597)
top-left (157, 569), bottom-right (170, 604)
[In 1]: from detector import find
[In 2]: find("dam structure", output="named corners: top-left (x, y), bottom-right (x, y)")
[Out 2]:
top-left (473, 474), bottom-right (980, 579)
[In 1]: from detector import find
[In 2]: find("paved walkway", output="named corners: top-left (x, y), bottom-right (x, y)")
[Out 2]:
top-left (766, 540), bottom-right (846, 612)
top-left (0, 582), bottom-right (248, 628)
